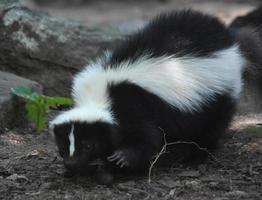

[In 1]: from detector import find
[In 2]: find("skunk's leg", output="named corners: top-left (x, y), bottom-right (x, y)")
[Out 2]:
top-left (107, 148), bottom-right (140, 168)
top-left (107, 127), bottom-right (162, 169)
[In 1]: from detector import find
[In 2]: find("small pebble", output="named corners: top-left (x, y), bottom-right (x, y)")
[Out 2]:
top-left (225, 190), bottom-right (249, 198)
top-left (185, 180), bottom-right (201, 190)
top-left (6, 174), bottom-right (29, 182)
top-left (40, 182), bottom-right (52, 190)
top-left (158, 177), bottom-right (181, 188)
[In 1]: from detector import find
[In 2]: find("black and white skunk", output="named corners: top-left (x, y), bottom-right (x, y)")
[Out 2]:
top-left (50, 10), bottom-right (245, 181)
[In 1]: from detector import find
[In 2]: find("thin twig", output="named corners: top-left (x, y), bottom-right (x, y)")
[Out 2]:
top-left (148, 138), bottom-right (167, 184)
top-left (148, 127), bottom-right (221, 184)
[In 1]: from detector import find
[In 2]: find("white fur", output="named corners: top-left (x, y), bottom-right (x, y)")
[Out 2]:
top-left (72, 45), bottom-right (244, 113)
top-left (49, 105), bottom-right (116, 128)
top-left (69, 125), bottom-right (75, 157)
top-left (50, 45), bottom-right (244, 126)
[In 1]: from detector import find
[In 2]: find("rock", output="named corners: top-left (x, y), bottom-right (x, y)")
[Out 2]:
top-left (6, 173), bottom-right (29, 182)
top-left (40, 182), bottom-right (52, 190)
top-left (118, 180), bottom-right (136, 187)
top-left (0, 0), bottom-right (121, 95)
top-left (26, 149), bottom-right (47, 158)
top-left (225, 190), bottom-right (249, 198)
top-left (25, 191), bottom-right (41, 196)
top-left (111, 20), bottom-right (146, 35)
top-left (169, 189), bottom-right (176, 196)
top-left (158, 177), bottom-right (181, 188)
top-left (32, 0), bottom-right (151, 6)
top-left (0, 4), bottom-right (116, 69)
top-left (0, 71), bottom-right (42, 132)
top-left (184, 180), bottom-right (201, 190)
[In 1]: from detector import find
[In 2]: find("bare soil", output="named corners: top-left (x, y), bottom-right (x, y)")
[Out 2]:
top-left (0, 115), bottom-right (262, 200)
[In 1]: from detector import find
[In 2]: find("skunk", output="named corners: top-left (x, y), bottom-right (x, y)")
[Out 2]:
top-left (50, 10), bottom-right (245, 180)
top-left (230, 7), bottom-right (262, 113)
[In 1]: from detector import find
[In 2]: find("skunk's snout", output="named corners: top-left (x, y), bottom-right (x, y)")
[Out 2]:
top-left (64, 158), bottom-right (78, 171)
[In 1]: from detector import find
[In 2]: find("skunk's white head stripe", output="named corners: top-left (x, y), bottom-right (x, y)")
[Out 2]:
top-left (72, 45), bottom-right (244, 113)
top-left (49, 106), bottom-right (116, 129)
top-left (69, 125), bottom-right (75, 157)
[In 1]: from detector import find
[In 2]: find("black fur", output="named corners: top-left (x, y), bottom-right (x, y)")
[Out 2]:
top-left (108, 81), bottom-right (236, 168)
top-left (110, 10), bottom-right (235, 65)
top-left (52, 10), bottom-right (240, 180)
top-left (54, 122), bottom-right (118, 173)
top-left (230, 6), bottom-right (262, 68)
top-left (230, 7), bottom-right (262, 112)
top-left (230, 7), bottom-right (262, 32)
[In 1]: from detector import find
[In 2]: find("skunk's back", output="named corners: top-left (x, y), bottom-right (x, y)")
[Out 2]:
top-left (110, 10), bottom-right (236, 65)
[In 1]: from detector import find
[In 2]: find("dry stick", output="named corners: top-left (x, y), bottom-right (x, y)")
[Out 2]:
top-left (148, 127), bottom-right (221, 184)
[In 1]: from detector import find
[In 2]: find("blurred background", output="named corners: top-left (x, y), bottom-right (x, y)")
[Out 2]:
top-left (25, 0), bottom-right (259, 28)
top-left (1, 0), bottom-right (260, 97)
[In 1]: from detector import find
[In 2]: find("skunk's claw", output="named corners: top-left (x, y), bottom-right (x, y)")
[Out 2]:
top-left (107, 151), bottom-right (122, 162)
top-left (120, 161), bottom-right (128, 168)
top-left (107, 150), bottom-right (129, 168)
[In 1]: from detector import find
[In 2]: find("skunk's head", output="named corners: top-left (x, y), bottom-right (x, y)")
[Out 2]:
top-left (50, 107), bottom-right (117, 174)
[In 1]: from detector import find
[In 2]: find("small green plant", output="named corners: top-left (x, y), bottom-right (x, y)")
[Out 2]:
top-left (244, 125), bottom-right (262, 136)
top-left (11, 86), bottom-right (73, 131)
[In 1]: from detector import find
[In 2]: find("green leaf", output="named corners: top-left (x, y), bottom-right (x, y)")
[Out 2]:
top-left (11, 86), bottom-right (38, 100)
top-left (244, 126), bottom-right (262, 136)
top-left (11, 86), bottom-right (73, 132)
top-left (45, 96), bottom-right (73, 108)
top-left (26, 100), bottom-right (47, 131)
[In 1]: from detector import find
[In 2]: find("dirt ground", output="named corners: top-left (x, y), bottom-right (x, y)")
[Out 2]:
top-left (0, 115), bottom-right (262, 200)
top-left (1, 0), bottom-right (262, 199)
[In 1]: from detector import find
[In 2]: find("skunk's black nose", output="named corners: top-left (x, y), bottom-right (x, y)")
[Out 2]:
top-left (64, 159), bottom-right (77, 171)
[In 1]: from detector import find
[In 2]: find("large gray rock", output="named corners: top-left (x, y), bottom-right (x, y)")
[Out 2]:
top-left (0, 0), bottom-right (117, 69)
top-left (0, 71), bottom-right (42, 132)
top-left (0, 0), bottom-right (120, 95)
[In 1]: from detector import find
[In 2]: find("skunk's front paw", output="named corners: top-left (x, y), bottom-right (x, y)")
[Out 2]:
top-left (107, 150), bottom-right (130, 168)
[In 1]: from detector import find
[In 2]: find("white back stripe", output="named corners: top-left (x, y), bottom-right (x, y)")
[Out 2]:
top-left (69, 125), bottom-right (75, 157)
top-left (50, 45), bottom-right (244, 127)
top-left (72, 45), bottom-right (244, 113)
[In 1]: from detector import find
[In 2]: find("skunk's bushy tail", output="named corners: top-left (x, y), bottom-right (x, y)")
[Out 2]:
top-left (230, 7), bottom-right (262, 114)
